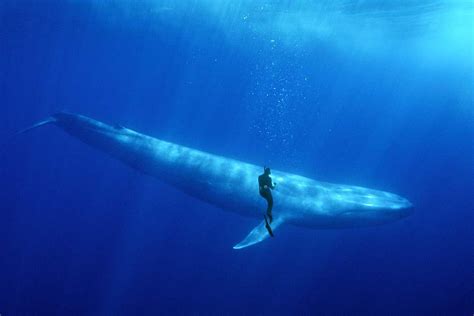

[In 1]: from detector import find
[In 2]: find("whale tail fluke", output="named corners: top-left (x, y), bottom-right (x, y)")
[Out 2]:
top-left (16, 117), bottom-right (56, 135)
top-left (0, 116), bottom-right (56, 160)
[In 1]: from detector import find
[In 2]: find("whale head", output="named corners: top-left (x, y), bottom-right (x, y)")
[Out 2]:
top-left (325, 185), bottom-right (414, 227)
top-left (368, 191), bottom-right (414, 220)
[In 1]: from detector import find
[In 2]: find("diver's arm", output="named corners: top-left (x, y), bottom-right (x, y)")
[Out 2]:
top-left (269, 178), bottom-right (276, 189)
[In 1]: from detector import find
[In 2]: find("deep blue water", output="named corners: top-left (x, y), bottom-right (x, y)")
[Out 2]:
top-left (1, 1), bottom-right (473, 315)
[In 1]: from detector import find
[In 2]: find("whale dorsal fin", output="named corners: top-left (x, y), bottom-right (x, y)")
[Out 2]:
top-left (233, 217), bottom-right (284, 249)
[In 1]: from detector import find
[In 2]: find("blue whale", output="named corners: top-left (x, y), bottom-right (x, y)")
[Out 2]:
top-left (23, 112), bottom-right (413, 249)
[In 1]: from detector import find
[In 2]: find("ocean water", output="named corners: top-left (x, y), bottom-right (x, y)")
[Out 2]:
top-left (0, 1), bottom-right (472, 315)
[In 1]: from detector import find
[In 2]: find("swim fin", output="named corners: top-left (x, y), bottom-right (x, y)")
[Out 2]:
top-left (264, 215), bottom-right (274, 237)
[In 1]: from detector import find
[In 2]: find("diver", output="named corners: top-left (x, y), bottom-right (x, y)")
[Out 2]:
top-left (259, 167), bottom-right (276, 236)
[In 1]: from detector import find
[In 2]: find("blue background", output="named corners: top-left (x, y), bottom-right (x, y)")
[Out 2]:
top-left (0, 1), bottom-right (472, 314)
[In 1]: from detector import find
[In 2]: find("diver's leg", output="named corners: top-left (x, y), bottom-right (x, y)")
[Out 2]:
top-left (266, 192), bottom-right (273, 223)
top-left (263, 213), bottom-right (274, 237)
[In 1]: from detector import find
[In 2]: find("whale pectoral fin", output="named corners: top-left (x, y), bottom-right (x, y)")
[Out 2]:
top-left (233, 217), bottom-right (284, 249)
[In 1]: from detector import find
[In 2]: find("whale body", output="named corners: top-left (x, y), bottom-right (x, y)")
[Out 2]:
top-left (23, 112), bottom-right (413, 249)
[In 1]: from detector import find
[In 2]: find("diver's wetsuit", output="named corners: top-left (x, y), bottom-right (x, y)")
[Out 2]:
top-left (259, 173), bottom-right (275, 221)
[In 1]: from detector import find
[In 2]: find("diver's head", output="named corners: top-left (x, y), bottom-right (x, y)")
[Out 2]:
top-left (264, 167), bottom-right (271, 175)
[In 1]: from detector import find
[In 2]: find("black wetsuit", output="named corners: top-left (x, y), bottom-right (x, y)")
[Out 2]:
top-left (258, 173), bottom-right (275, 220)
